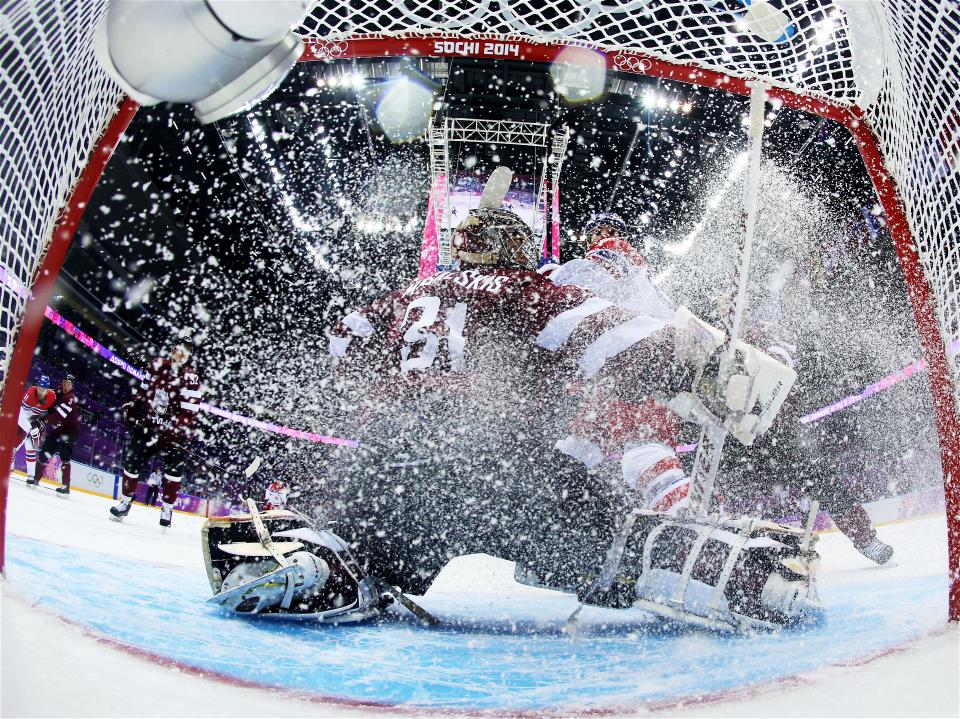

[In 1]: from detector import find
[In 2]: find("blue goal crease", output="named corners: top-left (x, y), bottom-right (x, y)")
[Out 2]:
top-left (4, 534), bottom-right (949, 711)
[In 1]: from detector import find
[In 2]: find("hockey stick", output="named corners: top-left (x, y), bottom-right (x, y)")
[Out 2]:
top-left (12, 475), bottom-right (62, 493)
top-left (243, 497), bottom-right (300, 610)
top-left (477, 166), bottom-right (513, 210)
top-left (370, 577), bottom-right (440, 627)
top-left (566, 508), bottom-right (643, 635)
top-left (165, 437), bottom-right (262, 482)
top-left (684, 81), bottom-right (767, 518)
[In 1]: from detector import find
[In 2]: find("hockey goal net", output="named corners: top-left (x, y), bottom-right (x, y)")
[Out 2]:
top-left (0, 0), bottom-right (957, 617)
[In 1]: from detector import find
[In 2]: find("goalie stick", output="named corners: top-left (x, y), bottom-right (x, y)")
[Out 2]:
top-left (683, 81), bottom-right (768, 518)
top-left (567, 84), bottom-right (770, 631)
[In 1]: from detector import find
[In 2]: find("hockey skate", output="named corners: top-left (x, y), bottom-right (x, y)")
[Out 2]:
top-left (55, 485), bottom-right (70, 497)
top-left (159, 503), bottom-right (173, 528)
top-left (109, 497), bottom-right (132, 521)
top-left (856, 537), bottom-right (894, 565)
top-left (25, 477), bottom-right (39, 488)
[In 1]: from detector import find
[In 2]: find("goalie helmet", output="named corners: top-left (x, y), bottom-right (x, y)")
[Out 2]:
top-left (453, 208), bottom-right (538, 270)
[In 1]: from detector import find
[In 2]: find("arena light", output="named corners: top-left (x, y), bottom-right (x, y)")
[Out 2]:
top-left (375, 74), bottom-right (435, 142)
top-left (550, 46), bottom-right (606, 102)
top-left (94, 0), bottom-right (309, 124)
top-left (642, 92), bottom-right (693, 113)
top-left (663, 152), bottom-right (748, 256)
top-left (249, 117), bottom-right (323, 232)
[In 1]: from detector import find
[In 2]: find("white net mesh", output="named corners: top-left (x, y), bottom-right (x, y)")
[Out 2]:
top-left (0, 0), bottom-right (122, 387)
top-left (1, 0), bottom-right (957, 437)
top-left (299, 1), bottom-right (860, 104)
top-left (865, 0), bottom-right (960, 411)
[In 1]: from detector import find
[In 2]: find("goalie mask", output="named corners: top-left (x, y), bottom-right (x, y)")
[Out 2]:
top-left (453, 208), bottom-right (538, 270)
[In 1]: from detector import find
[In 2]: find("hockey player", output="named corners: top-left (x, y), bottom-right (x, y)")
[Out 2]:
top-left (34, 374), bottom-right (82, 495)
top-left (263, 479), bottom-right (289, 511)
top-left (549, 212), bottom-right (688, 512)
top-left (109, 341), bottom-right (201, 527)
top-left (319, 174), bottom-right (807, 629)
top-left (15, 381), bottom-right (57, 484)
top-left (144, 466), bottom-right (163, 506)
top-left (549, 212), bottom-right (674, 318)
top-left (713, 301), bottom-right (895, 565)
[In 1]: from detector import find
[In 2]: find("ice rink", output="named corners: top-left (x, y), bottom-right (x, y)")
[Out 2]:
top-left (2, 477), bottom-right (957, 718)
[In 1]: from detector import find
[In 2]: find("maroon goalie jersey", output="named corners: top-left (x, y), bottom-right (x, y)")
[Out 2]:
top-left (126, 357), bottom-right (201, 440)
top-left (329, 267), bottom-right (685, 403)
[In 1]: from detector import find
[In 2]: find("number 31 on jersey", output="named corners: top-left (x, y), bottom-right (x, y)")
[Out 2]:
top-left (399, 296), bottom-right (468, 374)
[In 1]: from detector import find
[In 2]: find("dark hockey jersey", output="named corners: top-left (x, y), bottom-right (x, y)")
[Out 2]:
top-left (325, 267), bottom-right (696, 596)
top-left (126, 357), bottom-right (201, 439)
top-left (329, 267), bottom-right (689, 406)
top-left (45, 388), bottom-right (81, 433)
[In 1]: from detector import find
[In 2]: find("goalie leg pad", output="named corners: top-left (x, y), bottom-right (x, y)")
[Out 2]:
top-left (590, 513), bottom-right (822, 630)
top-left (203, 510), bottom-right (382, 623)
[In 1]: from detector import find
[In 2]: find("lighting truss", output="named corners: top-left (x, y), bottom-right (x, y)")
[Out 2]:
top-left (428, 117), bottom-right (567, 269)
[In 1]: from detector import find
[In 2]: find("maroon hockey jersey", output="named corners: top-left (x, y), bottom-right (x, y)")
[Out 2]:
top-left (126, 357), bottom-right (201, 439)
top-left (45, 388), bottom-right (81, 433)
top-left (329, 268), bottom-right (686, 404)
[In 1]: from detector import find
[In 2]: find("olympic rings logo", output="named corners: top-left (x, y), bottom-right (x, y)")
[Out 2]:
top-left (307, 40), bottom-right (349, 59)
top-left (613, 52), bottom-right (652, 75)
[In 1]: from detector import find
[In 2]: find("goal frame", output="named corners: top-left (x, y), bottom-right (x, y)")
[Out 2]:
top-left (0, 34), bottom-right (956, 620)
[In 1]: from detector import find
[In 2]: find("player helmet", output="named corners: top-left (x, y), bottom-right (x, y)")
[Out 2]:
top-left (584, 212), bottom-right (630, 241)
top-left (453, 208), bottom-right (538, 270)
top-left (171, 340), bottom-right (193, 366)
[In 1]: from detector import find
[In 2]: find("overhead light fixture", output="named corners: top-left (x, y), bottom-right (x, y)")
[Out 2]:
top-left (95, 0), bottom-right (309, 124)
top-left (375, 73), bottom-right (435, 143)
top-left (642, 92), bottom-right (693, 114)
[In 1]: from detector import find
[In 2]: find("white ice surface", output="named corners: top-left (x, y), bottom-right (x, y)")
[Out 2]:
top-left (2, 479), bottom-right (958, 718)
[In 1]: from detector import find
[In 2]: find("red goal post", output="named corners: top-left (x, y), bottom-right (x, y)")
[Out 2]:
top-left (0, 0), bottom-right (957, 619)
